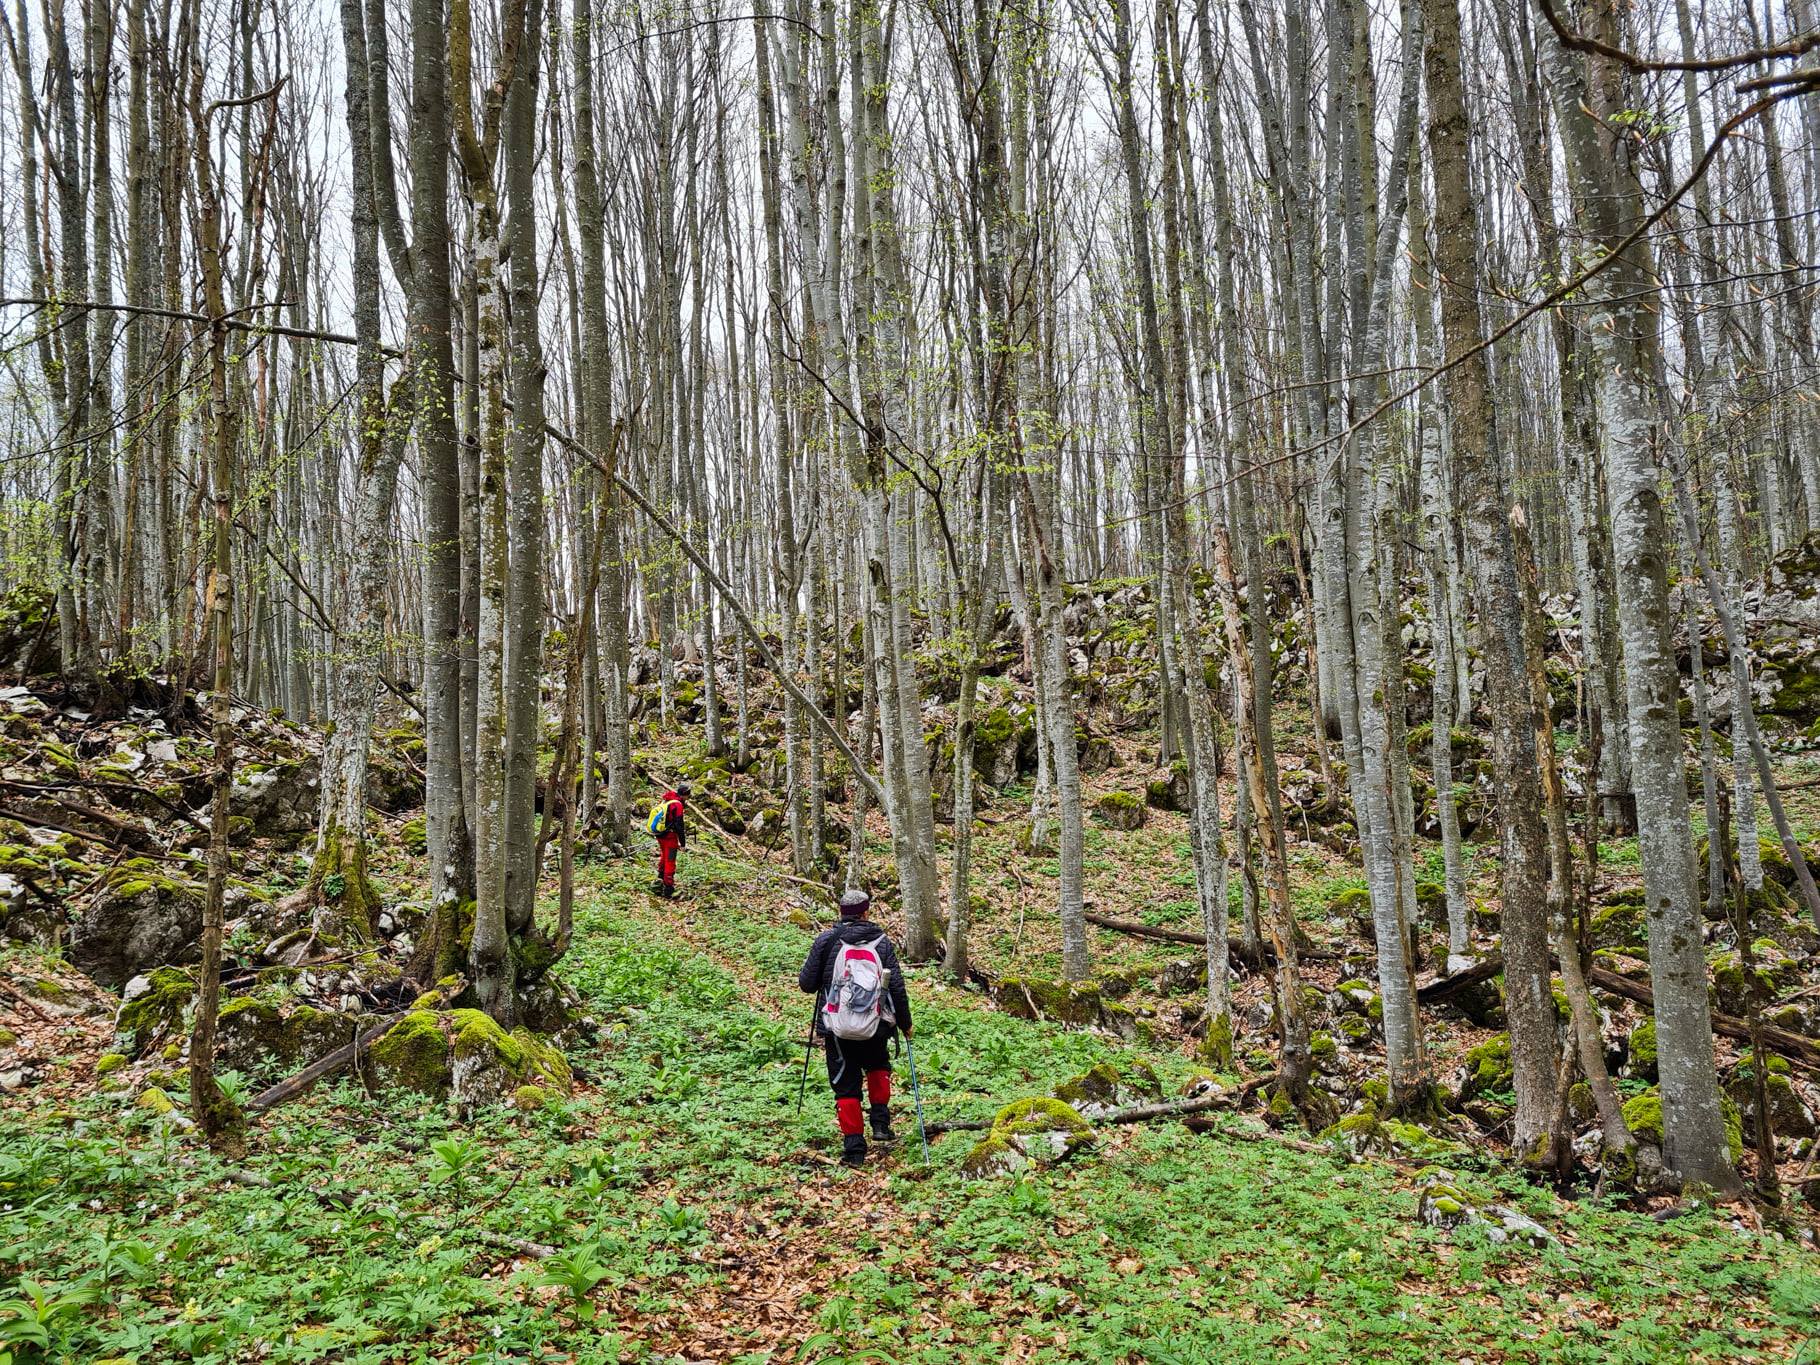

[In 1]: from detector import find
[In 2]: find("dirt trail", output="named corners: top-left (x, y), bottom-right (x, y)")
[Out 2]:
top-left (597, 867), bottom-right (921, 1361)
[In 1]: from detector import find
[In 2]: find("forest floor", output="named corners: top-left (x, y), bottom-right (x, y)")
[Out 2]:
top-left (6, 787), bottom-right (1820, 1363)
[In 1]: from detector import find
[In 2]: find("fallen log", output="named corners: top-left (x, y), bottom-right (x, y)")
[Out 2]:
top-left (1416, 953), bottom-right (1820, 1076)
top-left (925, 1081), bottom-right (1268, 1139)
top-left (1083, 910), bottom-right (1339, 963)
top-left (1416, 956), bottom-right (1502, 1005)
top-left (247, 1011), bottom-right (410, 1114)
top-left (1584, 964), bottom-right (1820, 1075)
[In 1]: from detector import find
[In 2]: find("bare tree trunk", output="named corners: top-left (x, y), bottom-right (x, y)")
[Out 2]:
top-left (310, 0), bottom-right (413, 946)
top-left (416, 0), bottom-right (470, 980)
top-left (1425, 0), bottom-right (1559, 1153)
top-left (1538, 0), bottom-right (1740, 1194)
top-left (500, 0), bottom-right (548, 955)
top-left (185, 66), bottom-right (266, 1158)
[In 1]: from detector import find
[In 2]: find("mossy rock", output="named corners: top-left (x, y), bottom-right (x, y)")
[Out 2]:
top-left (1707, 948), bottom-right (1791, 1016)
top-left (401, 815), bottom-right (429, 856)
top-left (961, 1095), bottom-right (1097, 1177)
top-left (135, 1087), bottom-right (176, 1116)
top-left (216, 997), bottom-right (352, 1076)
top-left (1309, 1032), bottom-right (1340, 1073)
top-left (369, 1011), bottom-right (453, 1096)
top-left (369, 1011), bottom-right (567, 1106)
top-left (1758, 655), bottom-right (1820, 722)
top-left (1094, 966), bottom-right (1144, 1000)
top-left (1093, 790), bottom-right (1145, 831)
top-left (969, 707), bottom-right (1024, 789)
top-left (1406, 724), bottom-right (1479, 760)
top-left (1621, 1088), bottom-right (1745, 1165)
top-left (1567, 1081), bottom-right (1595, 1124)
top-left (1322, 1112), bottom-right (1471, 1162)
top-left (1417, 1176), bottom-right (1477, 1229)
top-left (0, 843), bottom-right (54, 878)
top-left (1590, 898), bottom-right (1648, 953)
top-left (1414, 880), bottom-right (1448, 926)
top-left (1325, 888), bottom-right (1372, 922)
top-left (1457, 1033), bottom-right (1513, 1103)
top-left (447, 1008), bottom-right (572, 1109)
top-left (994, 975), bottom-right (1103, 1027)
top-left (1335, 1013), bottom-right (1372, 1045)
top-left (1725, 1058), bottom-right (1817, 1140)
top-left (1078, 735), bottom-right (1117, 775)
top-left (115, 967), bottom-right (196, 1057)
top-left (411, 972), bottom-right (472, 1012)
top-left (1145, 762), bottom-right (1192, 813)
top-left (73, 864), bottom-right (204, 990)
top-left (968, 1096), bottom-right (1096, 1176)
top-left (1097, 998), bottom-right (1152, 1043)
top-left (1626, 1018), bottom-right (1658, 1081)
top-left (1160, 957), bottom-right (1207, 996)
top-left (95, 1052), bottom-right (128, 1076)
top-left (995, 1095), bottom-right (1091, 1136)
top-left (1197, 1010), bottom-right (1234, 1070)
top-left (1329, 979), bottom-right (1375, 1016)
top-left (1052, 1061), bottom-right (1162, 1119)
top-left (1012, 819), bottom-right (1059, 857)
top-left (958, 1129), bottom-right (1029, 1178)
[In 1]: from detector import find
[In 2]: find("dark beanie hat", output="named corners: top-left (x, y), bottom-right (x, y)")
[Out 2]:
top-left (838, 889), bottom-right (871, 919)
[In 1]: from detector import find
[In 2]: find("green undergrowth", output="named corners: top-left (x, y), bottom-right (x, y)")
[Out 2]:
top-left (2, 840), bottom-right (1816, 1362)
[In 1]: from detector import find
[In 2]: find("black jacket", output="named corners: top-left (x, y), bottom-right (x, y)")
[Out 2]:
top-left (799, 917), bottom-right (913, 1035)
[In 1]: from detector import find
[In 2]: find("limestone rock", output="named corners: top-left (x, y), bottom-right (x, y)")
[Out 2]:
top-left (1145, 762), bottom-right (1192, 813)
top-left (1159, 957), bottom-right (1206, 995)
top-left (1077, 735), bottom-right (1117, 776)
top-left (992, 975), bottom-right (1148, 1038)
top-left (1322, 1112), bottom-right (1470, 1162)
top-left (115, 967), bottom-right (196, 1056)
top-left (1725, 1058), bottom-right (1817, 1141)
top-left (70, 861), bottom-right (203, 990)
top-left (1624, 1018), bottom-right (1657, 1082)
top-left (1052, 1061), bottom-right (1162, 1119)
top-left (1454, 1033), bottom-right (1512, 1104)
top-left (960, 1097), bottom-right (1094, 1178)
top-left (367, 1008), bottom-right (573, 1111)
top-left (1093, 791), bottom-right (1145, 830)
top-left (216, 996), bottom-right (354, 1075)
top-left (1416, 1168), bottom-right (1560, 1249)
top-left (228, 759), bottom-right (320, 838)
top-left (1622, 1087), bottom-right (1745, 1166)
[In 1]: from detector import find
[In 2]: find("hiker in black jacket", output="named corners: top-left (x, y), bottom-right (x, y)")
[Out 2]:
top-left (799, 889), bottom-right (913, 1166)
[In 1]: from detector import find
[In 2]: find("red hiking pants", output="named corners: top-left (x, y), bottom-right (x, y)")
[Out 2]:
top-left (656, 832), bottom-right (681, 889)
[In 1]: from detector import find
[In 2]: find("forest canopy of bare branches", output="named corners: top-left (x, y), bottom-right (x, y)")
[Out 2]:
top-left (3, 0), bottom-right (1820, 1356)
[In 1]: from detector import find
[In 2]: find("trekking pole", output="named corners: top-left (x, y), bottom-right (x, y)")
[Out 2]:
top-left (903, 1031), bottom-right (931, 1166)
top-left (795, 994), bottom-right (818, 1114)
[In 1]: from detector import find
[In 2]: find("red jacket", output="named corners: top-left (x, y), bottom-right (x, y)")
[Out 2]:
top-left (660, 789), bottom-right (687, 846)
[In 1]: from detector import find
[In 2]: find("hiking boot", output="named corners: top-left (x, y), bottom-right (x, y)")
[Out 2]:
top-left (869, 1104), bottom-right (896, 1144)
top-left (841, 1133), bottom-right (868, 1167)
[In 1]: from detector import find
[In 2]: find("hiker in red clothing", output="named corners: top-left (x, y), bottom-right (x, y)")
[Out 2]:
top-left (649, 783), bottom-right (691, 898)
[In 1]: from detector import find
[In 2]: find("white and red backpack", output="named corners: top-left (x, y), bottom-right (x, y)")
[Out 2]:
top-left (822, 935), bottom-right (895, 1040)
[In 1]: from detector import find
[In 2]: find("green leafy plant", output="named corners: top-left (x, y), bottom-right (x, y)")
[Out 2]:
top-left (427, 1135), bottom-right (484, 1200)
top-left (538, 1243), bottom-right (611, 1322)
top-left (0, 1278), bottom-right (100, 1364)
top-left (650, 1196), bottom-right (707, 1246)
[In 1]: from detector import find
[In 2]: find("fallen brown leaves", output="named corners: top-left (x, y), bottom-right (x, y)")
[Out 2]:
top-left (590, 1159), bottom-right (912, 1361)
